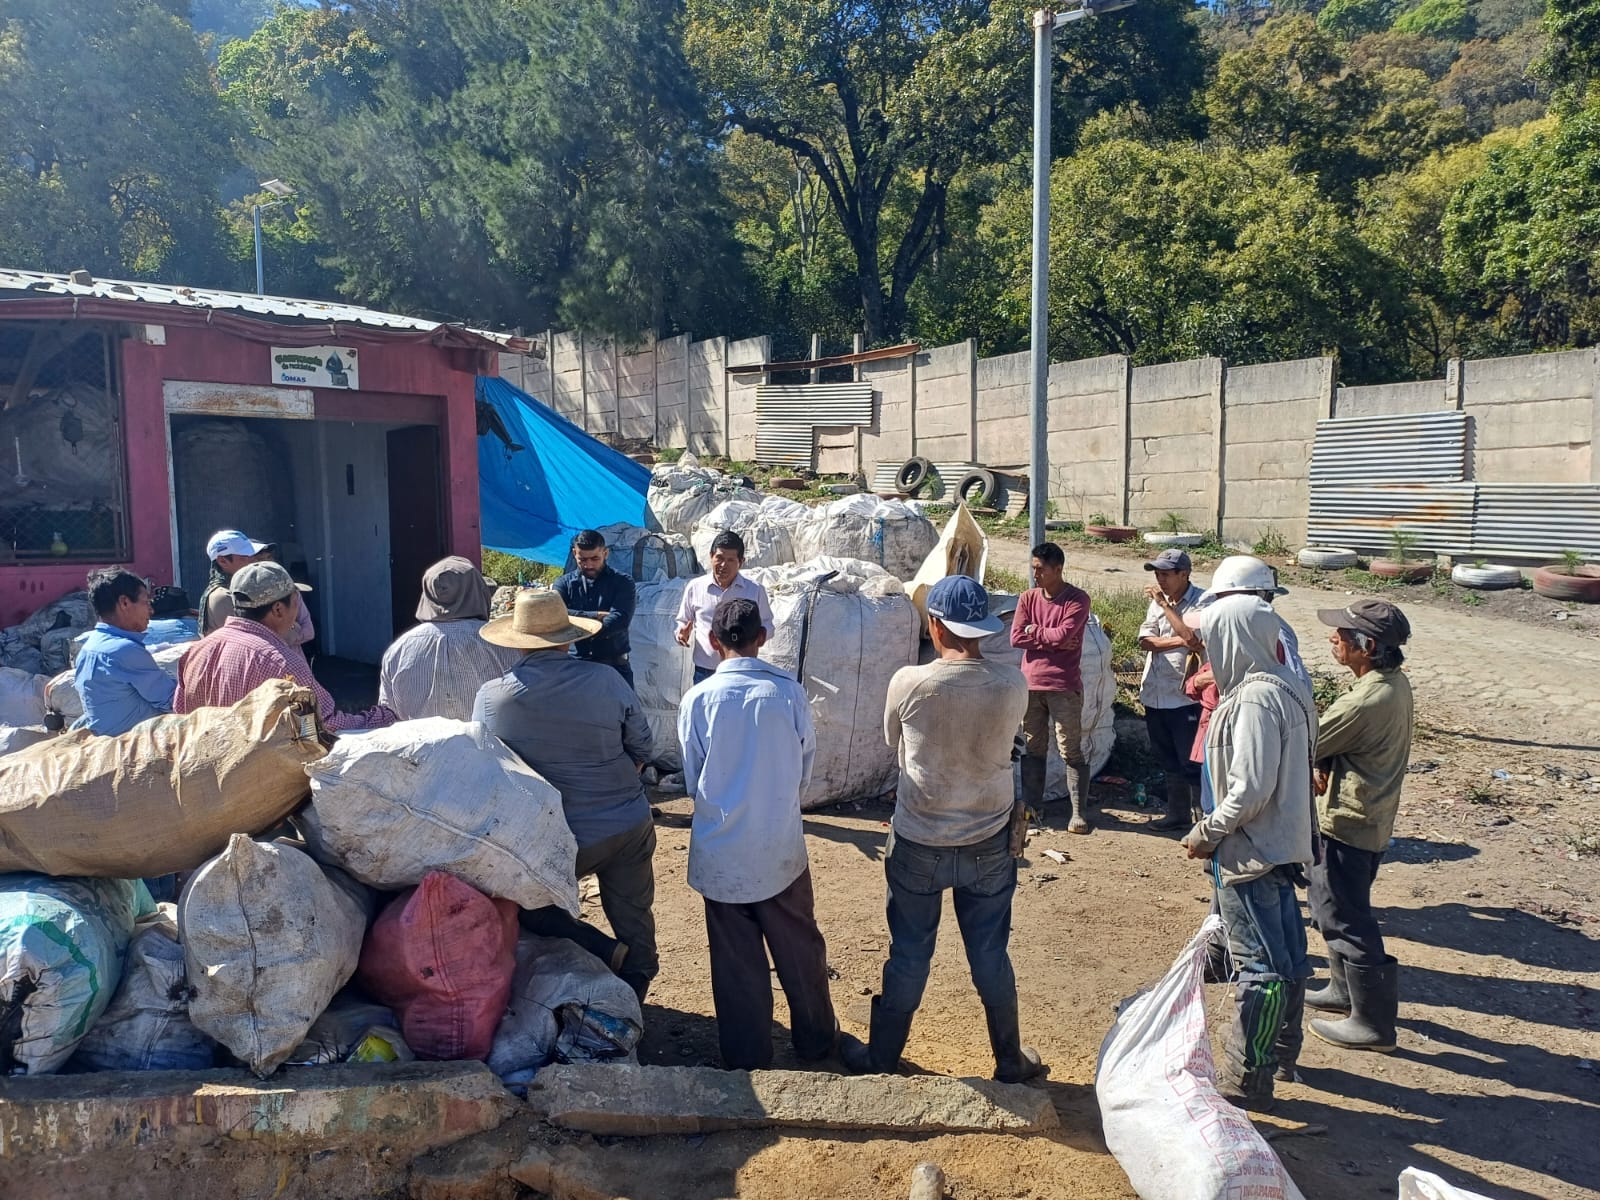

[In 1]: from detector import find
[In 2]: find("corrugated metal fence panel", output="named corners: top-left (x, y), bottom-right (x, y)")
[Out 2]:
top-left (1472, 484), bottom-right (1600, 559)
top-left (1309, 411), bottom-right (1468, 484)
top-left (1307, 484), bottom-right (1477, 555)
top-left (870, 460), bottom-right (978, 495)
top-left (756, 383), bottom-right (874, 425)
top-left (755, 426), bottom-right (817, 468)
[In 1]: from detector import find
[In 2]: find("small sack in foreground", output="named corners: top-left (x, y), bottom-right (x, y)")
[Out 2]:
top-left (0, 875), bottom-right (151, 1074)
top-left (300, 718), bottom-right (579, 915)
top-left (287, 994), bottom-right (413, 1066)
top-left (1096, 915), bottom-right (1306, 1200)
top-left (0, 678), bottom-right (327, 878)
top-left (357, 871), bottom-right (519, 1062)
top-left (180, 835), bottom-right (366, 1077)
top-left (1398, 1168), bottom-right (1500, 1200)
top-left (489, 933), bottom-right (644, 1079)
top-left (71, 904), bottom-right (214, 1072)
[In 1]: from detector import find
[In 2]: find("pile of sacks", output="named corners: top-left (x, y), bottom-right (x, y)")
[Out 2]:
top-left (0, 590), bottom-right (95, 676)
top-left (648, 454), bottom-right (761, 538)
top-left (0, 695), bottom-right (642, 1081)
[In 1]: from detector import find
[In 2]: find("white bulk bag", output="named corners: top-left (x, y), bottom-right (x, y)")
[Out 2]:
top-left (1398, 1169), bottom-right (1499, 1200)
top-left (489, 933), bottom-right (643, 1078)
top-left (0, 667), bottom-right (48, 727)
top-left (690, 498), bottom-right (803, 569)
top-left (1097, 915), bottom-right (1307, 1200)
top-left (566, 522), bottom-right (696, 583)
top-left (299, 718), bottom-right (580, 915)
top-left (793, 496), bottom-right (939, 580)
top-left (749, 558), bottom-right (921, 809)
top-left (631, 578), bottom-right (695, 769)
top-left (649, 475), bottom-right (761, 537)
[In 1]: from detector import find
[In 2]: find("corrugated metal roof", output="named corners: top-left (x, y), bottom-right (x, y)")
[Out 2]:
top-left (0, 267), bottom-right (537, 354)
top-left (1309, 411), bottom-right (1467, 484)
top-left (1308, 483), bottom-right (1477, 555)
top-left (1472, 484), bottom-right (1600, 560)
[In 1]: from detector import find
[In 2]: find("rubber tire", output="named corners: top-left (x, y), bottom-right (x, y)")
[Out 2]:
top-left (1369, 559), bottom-right (1436, 582)
top-left (1532, 565), bottom-right (1600, 603)
top-left (1451, 563), bottom-right (1524, 590)
top-left (1299, 546), bottom-right (1359, 570)
top-left (896, 457), bottom-right (933, 495)
top-left (956, 468), bottom-right (996, 506)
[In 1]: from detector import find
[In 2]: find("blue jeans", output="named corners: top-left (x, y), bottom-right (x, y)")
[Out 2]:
top-left (693, 665), bottom-right (715, 685)
top-left (880, 825), bottom-right (1018, 1016)
top-left (1215, 865), bottom-right (1311, 1079)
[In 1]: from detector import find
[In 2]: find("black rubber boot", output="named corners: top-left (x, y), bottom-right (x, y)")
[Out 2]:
top-left (1311, 957), bottom-right (1398, 1052)
top-left (1150, 775), bottom-right (1191, 831)
top-left (1066, 764), bottom-right (1092, 834)
top-left (840, 997), bottom-right (914, 1075)
top-left (985, 1001), bottom-right (1047, 1083)
top-left (1305, 952), bottom-right (1350, 1013)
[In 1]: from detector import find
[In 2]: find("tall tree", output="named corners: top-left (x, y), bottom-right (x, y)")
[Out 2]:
top-left (0, 0), bottom-right (238, 281)
top-left (685, 0), bottom-right (1206, 344)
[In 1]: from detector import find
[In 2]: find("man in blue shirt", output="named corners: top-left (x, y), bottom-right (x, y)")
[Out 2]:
top-left (554, 529), bottom-right (637, 686)
top-left (678, 596), bottom-right (837, 1071)
top-left (73, 568), bottom-right (176, 736)
top-left (474, 588), bottom-right (657, 1002)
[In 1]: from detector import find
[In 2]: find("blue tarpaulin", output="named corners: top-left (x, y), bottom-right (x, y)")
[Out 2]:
top-left (476, 376), bottom-right (651, 566)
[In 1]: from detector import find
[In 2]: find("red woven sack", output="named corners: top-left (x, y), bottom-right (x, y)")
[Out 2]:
top-left (357, 871), bottom-right (519, 1061)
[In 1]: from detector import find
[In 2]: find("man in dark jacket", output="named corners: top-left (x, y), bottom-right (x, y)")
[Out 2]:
top-left (554, 529), bottom-right (637, 686)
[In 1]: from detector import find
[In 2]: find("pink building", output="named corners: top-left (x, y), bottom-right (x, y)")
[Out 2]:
top-left (0, 269), bottom-right (535, 663)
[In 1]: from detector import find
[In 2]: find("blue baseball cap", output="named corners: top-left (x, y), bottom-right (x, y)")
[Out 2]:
top-left (927, 575), bottom-right (1003, 638)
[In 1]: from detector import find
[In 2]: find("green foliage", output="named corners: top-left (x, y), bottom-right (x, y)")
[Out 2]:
top-left (1252, 527), bottom-right (1292, 557)
top-left (1558, 549), bottom-right (1586, 574)
top-left (1393, 0), bottom-right (1477, 40)
top-left (481, 549), bottom-right (559, 587)
top-left (656, 447), bottom-right (685, 464)
top-left (1389, 529), bottom-right (1419, 562)
top-left (1317, 0), bottom-right (1400, 41)
top-left (983, 564), bottom-right (1028, 594)
top-left (1159, 512), bottom-right (1186, 533)
top-left (1311, 669), bottom-right (1351, 713)
top-left (1542, 0), bottom-right (1600, 94)
top-left (1091, 591), bottom-right (1150, 673)
top-left (0, 0), bottom-right (238, 282)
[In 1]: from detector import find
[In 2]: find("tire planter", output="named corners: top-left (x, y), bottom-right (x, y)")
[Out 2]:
top-left (956, 468), bottom-right (997, 506)
top-left (1451, 563), bottom-right (1525, 590)
top-left (1298, 546), bottom-right (1359, 570)
top-left (1142, 532), bottom-right (1204, 547)
top-left (1086, 524), bottom-right (1137, 543)
top-left (896, 456), bottom-right (933, 495)
top-left (1532, 565), bottom-right (1600, 603)
top-left (1369, 559), bottom-right (1436, 583)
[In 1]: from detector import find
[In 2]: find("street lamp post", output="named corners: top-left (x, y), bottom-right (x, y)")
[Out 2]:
top-left (253, 179), bottom-right (296, 296)
top-left (1028, 0), bottom-right (1136, 551)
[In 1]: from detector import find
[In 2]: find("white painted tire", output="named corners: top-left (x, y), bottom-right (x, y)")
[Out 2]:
top-left (1298, 546), bottom-right (1359, 570)
top-left (1451, 563), bottom-right (1524, 590)
top-left (1142, 532), bottom-right (1204, 547)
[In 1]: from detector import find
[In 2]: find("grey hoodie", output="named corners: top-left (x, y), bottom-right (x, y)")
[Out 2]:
top-left (1187, 595), bottom-right (1317, 885)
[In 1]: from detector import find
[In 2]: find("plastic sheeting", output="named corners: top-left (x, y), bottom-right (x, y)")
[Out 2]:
top-left (476, 377), bottom-right (651, 567)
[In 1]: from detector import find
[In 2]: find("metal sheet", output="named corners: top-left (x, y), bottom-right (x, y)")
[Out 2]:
top-left (871, 460), bottom-right (981, 495)
top-left (755, 426), bottom-right (816, 468)
top-left (1309, 411), bottom-right (1468, 484)
top-left (1472, 484), bottom-right (1600, 560)
top-left (1307, 483), bottom-right (1477, 555)
top-left (756, 382), bottom-right (874, 425)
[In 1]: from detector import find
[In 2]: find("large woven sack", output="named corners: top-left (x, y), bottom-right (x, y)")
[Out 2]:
top-left (299, 718), bottom-right (580, 915)
top-left (179, 835), bottom-right (366, 1077)
top-left (689, 497), bottom-right (805, 568)
top-left (631, 578), bottom-right (695, 769)
top-left (489, 933), bottom-right (643, 1079)
top-left (357, 871), bottom-right (519, 1062)
top-left (564, 522), bottom-right (696, 582)
top-left (71, 905), bottom-right (214, 1072)
top-left (0, 679), bottom-right (327, 877)
top-left (793, 496), bottom-right (938, 580)
top-left (0, 667), bottom-right (47, 726)
top-left (0, 874), bottom-right (151, 1073)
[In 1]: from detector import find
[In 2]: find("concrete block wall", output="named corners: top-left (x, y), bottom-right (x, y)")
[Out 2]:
top-left (1334, 379), bottom-right (1446, 419)
top-left (858, 356), bottom-right (914, 471)
top-left (655, 335), bottom-right (689, 449)
top-left (912, 341), bottom-right (976, 465)
top-left (1045, 354), bottom-right (1128, 524)
top-left (550, 331), bottom-right (585, 425)
top-left (585, 337), bottom-right (618, 436)
top-left (975, 350), bottom-right (1030, 468)
top-left (1128, 358), bottom-right (1223, 531)
top-left (726, 336), bottom-right (768, 462)
top-left (687, 337), bottom-right (726, 456)
top-left (616, 343), bottom-right (655, 443)
top-left (1221, 357), bottom-right (1334, 546)
top-left (1463, 347), bottom-right (1598, 483)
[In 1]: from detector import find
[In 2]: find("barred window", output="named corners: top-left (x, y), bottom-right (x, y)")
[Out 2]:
top-left (0, 322), bottom-right (129, 562)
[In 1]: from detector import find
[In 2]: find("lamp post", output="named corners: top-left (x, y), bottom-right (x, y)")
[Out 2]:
top-left (253, 178), bottom-right (296, 296)
top-left (1028, 0), bottom-right (1136, 551)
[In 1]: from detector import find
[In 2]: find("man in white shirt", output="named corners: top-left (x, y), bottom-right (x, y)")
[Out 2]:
top-left (1138, 548), bottom-right (1206, 831)
top-left (677, 596), bottom-right (837, 1070)
top-left (379, 557), bottom-right (520, 720)
top-left (675, 531), bottom-right (774, 685)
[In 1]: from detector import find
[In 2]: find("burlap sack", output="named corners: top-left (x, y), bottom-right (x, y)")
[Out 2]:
top-left (0, 679), bottom-right (327, 877)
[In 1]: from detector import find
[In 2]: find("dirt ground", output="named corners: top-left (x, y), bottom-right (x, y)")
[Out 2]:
top-left (537, 536), bottom-right (1599, 1200)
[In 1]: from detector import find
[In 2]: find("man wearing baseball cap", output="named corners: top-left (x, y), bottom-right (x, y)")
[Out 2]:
top-left (843, 575), bottom-right (1043, 1083)
top-left (1139, 549), bottom-right (1206, 831)
top-left (176, 561), bottom-right (394, 731)
top-left (1303, 599), bottom-right (1413, 1056)
top-left (199, 529), bottom-right (313, 647)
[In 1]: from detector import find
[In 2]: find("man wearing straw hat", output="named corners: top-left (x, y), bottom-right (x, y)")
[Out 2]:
top-left (473, 588), bottom-right (659, 1001)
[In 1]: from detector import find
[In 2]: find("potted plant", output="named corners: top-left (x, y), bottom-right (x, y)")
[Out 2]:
top-left (1368, 530), bottom-right (1435, 583)
top-left (1085, 511), bottom-right (1136, 543)
top-left (1532, 550), bottom-right (1600, 602)
top-left (1142, 511), bottom-right (1205, 548)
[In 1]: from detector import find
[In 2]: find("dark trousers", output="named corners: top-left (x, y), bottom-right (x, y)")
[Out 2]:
top-left (693, 665), bottom-right (715, 686)
top-left (703, 868), bottom-right (837, 1071)
top-left (1144, 704), bottom-right (1202, 784)
top-left (880, 825), bottom-right (1018, 1017)
top-left (1215, 864), bottom-right (1310, 1079)
top-left (1309, 836), bottom-right (1387, 967)
top-left (522, 815), bottom-right (659, 990)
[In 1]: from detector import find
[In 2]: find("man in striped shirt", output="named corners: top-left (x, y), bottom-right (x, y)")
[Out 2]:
top-left (176, 562), bottom-right (394, 731)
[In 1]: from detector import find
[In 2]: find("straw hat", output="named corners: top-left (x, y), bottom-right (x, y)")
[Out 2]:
top-left (479, 588), bottom-right (600, 650)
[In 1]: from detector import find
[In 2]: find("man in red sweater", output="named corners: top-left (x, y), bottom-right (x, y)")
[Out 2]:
top-left (1012, 542), bottom-right (1094, 833)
